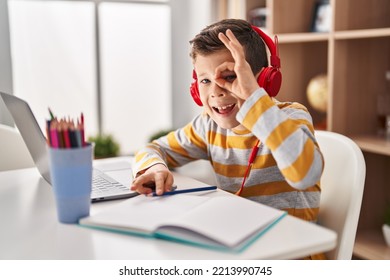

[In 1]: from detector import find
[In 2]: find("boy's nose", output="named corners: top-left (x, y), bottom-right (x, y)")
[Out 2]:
top-left (210, 83), bottom-right (226, 98)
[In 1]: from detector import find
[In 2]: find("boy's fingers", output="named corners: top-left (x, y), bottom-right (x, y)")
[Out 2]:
top-left (130, 184), bottom-right (152, 194)
top-left (220, 30), bottom-right (243, 55)
top-left (214, 62), bottom-right (235, 86)
top-left (215, 61), bottom-right (235, 74)
top-left (219, 31), bottom-right (238, 56)
top-left (218, 31), bottom-right (229, 46)
top-left (154, 172), bottom-right (166, 195)
top-left (215, 78), bottom-right (232, 92)
top-left (131, 174), bottom-right (155, 194)
top-left (164, 175), bottom-right (174, 192)
top-left (225, 29), bottom-right (240, 44)
top-left (218, 30), bottom-right (248, 76)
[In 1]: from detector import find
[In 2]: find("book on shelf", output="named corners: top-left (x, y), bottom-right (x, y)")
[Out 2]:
top-left (79, 192), bottom-right (287, 252)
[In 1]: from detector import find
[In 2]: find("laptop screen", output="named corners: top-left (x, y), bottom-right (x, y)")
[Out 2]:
top-left (0, 91), bottom-right (51, 183)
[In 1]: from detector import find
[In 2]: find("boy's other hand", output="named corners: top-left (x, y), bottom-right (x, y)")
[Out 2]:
top-left (216, 29), bottom-right (259, 100)
top-left (130, 163), bottom-right (174, 195)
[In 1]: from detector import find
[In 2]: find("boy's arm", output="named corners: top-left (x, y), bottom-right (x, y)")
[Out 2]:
top-left (132, 115), bottom-right (210, 194)
top-left (237, 88), bottom-right (324, 190)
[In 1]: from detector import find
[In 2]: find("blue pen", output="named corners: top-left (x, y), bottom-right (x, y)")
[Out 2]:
top-left (148, 186), bottom-right (217, 197)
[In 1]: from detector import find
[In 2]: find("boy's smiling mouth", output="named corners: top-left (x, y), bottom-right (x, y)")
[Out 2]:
top-left (212, 103), bottom-right (236, 114)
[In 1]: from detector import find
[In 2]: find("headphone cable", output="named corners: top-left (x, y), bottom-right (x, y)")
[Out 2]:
top-left (235, 139), bottom-right (261, 196)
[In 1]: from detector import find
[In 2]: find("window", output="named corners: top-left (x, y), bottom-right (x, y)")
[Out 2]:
top-left (8, 0), bottom-right (171, 154)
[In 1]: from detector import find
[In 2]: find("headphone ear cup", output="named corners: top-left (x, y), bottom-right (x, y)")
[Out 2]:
top-left (190, 70), bottom-right (203, 106)
top-left (257, 67), bottom-right (282, 97)
top-left (190, 81), bottom-right (203, 106)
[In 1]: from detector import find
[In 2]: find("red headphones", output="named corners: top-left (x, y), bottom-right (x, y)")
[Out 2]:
top-left (190, 25), bottom-right (282, 106)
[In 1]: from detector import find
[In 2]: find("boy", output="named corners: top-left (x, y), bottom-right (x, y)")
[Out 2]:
top-left (131, 19), bottom-right (323, 227)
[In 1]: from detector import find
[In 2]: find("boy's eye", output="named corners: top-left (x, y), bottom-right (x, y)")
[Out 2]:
top-left (225, 75), bottom-right (237, 82)
top-left (200, 79), bottom-right (210, 84)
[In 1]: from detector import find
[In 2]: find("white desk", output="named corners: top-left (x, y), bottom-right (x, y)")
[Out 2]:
top-left (0, 160), bottom-right (336, 260)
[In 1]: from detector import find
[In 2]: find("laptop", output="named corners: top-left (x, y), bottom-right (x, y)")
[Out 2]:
top-left (0, 91), bottom-right (139, 202)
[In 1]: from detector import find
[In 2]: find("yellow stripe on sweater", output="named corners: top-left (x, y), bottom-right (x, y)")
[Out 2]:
top-left (138, 157), bottom-right (162, 171)
top-left (281, 138), bottom-right (315, 183)
top-left (167, 131), bottom-right (188, 157)
top-left (265, 119), bottom-right (296, 150)
top-left (241, 181), bottom-right (320, 197)
top-left (208, 131), bottom-right (257, 149)
top-left (183, 124), bottom-right (207, 151)
top-left (135, 152), bottom-right (148, 162)
top-left (212, 155), bottom-right (276, 177)
top-left (212, 161), bottom-right (247, 177)
top-left (240, 181), bottom-right (296, 196)
top-left (241, 95), bottom-right (274, 130)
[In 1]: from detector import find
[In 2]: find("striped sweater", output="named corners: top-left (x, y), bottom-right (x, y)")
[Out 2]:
top-left (134, 88), bottom-right (324, 222)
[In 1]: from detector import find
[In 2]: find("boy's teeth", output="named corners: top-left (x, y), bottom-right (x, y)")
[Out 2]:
top-left (217, 104), bottom-right (233, 110)
top-left (213, 103), bottom-right (235, 114)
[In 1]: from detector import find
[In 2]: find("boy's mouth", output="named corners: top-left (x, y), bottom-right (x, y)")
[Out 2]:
top-left (212, 103), bottom-right (236, 115)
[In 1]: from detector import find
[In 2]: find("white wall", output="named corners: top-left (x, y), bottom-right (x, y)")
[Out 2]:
top-left (170, 0), bottom-right (215, 128)
top-left (0, 0), bottom-right (14, 126)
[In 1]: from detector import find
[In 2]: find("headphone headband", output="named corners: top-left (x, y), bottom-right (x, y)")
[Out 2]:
top-left (251, 25), bottom-right (281, 69)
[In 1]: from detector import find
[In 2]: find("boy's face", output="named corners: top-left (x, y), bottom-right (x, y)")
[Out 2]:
top-left (194, 49), bottom-right (245, 130)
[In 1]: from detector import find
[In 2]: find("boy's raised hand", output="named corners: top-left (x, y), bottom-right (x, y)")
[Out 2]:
top-left (216, 29), bottom-right (260, 100)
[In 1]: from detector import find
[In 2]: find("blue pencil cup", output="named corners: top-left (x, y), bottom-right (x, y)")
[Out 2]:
top-left (48, 144), bottom-right (93, 224)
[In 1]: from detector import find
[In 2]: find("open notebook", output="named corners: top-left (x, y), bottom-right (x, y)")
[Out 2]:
top-left (0, 91), bottom-right (137, 202)
top-left (79, 193), bottom-right (287, 252)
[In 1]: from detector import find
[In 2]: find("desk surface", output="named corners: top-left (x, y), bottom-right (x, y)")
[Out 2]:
top-left (0, 158), bottom-right (336, 260)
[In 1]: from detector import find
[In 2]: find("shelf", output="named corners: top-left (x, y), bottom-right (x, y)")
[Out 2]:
top-left (352, 134), bottom-right (390, 156)
top-left (276, 28), bottom-right (390, 44)
top-left (277, 32), bottom-right (329, 43)
top-left (354, 229), bottom-right (390, 260)
top-left (334, 27), bottom-right (390, 40)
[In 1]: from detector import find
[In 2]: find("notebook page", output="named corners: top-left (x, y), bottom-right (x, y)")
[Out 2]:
top-left (80, 194), bottom-right (210, 233)
top-left (158, 195), bottom-right (285, 248)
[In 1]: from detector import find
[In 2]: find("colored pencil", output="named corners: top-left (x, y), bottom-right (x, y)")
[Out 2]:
top-left (45, 111), bottom-right (87, 149)
top-left (49, 120), bottom-right (59, 148)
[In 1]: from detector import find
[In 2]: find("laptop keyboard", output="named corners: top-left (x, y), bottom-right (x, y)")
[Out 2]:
top-left (92, 170), bottom-right (130, 195)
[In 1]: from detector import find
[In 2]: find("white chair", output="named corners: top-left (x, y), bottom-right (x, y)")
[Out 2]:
top-left (315, 130), bottom-right (366, 259)
top-left (0, 123), bottom-right (34, 171)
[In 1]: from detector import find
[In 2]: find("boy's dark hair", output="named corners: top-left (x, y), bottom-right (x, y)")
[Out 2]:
top-left (189, 19), bottom-right (268, 75)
